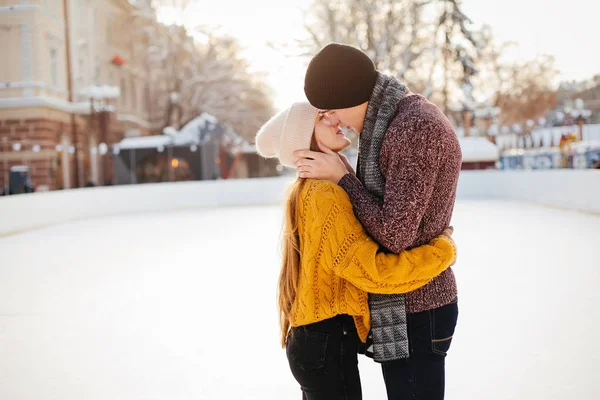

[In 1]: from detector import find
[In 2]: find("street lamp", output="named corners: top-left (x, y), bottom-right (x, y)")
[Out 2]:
top-left (98, 143), bottom-right (108, 156)
top-left (1, 137), bottom-right (9, 191)
top-left (571, 98), bottom-right (592, 141)
top-left (526, 120), bottom-right (535, 148)
top-left (81, 85), bottom-right (120, 186)
top-left (12, 141), bottom-right (25, 168)
top-left (474, 106), bottom-right (500, 143)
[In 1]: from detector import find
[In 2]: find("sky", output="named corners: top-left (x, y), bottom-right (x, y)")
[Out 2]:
top-left (159, 0), bottom-right (599, 109)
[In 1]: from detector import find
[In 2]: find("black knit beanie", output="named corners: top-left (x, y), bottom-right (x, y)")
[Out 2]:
top-left (304, 43), bottom-right (378, 110)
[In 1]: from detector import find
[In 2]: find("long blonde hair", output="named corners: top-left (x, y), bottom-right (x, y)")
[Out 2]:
top-left (278, 177), bottom-right (306, 347)
top-left (278, 135), bottom-right (321, 347)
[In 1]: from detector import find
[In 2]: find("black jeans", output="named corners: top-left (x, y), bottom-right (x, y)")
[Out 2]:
top-left (381, 299), bottom-right (459, 400)
top-left (286, 315), bottom-right (362, 400)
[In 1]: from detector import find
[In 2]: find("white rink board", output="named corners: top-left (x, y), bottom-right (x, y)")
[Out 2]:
top-left (1, 170), bottom-right (599, 237)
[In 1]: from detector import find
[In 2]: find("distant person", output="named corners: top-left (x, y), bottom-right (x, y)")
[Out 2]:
top-left (255, 101), bottom-right (457, 399)
top-left (592, 160), bottom-right (600, 169)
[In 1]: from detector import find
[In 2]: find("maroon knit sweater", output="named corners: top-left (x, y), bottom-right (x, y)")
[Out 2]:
top-left (338, 94), bottom-right (462, 313)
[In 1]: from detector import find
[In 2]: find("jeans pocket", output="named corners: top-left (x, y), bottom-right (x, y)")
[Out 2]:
top-left (286, 327), bottom-right (330, 372)
top-left (430, 300), bottom-right (459, 356)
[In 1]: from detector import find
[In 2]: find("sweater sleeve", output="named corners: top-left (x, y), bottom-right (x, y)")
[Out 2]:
top-left (304, 184), bottom-right (456, 295)
top-left (338, 123), bottom-right (442, 253)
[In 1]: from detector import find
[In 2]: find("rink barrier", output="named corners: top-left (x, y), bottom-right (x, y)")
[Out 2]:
top-left (455, 170), bottom-right (600, 215)
top-left (0, 177), bottom-right (294, 237)
top-left (1, 170), bottom-right (598, 237)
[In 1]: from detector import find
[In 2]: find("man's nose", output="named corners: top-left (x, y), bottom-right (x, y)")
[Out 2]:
top-left (324, 112), bottom-right (341, 126)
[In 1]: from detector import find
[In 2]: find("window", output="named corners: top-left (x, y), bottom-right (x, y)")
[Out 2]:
top-left (47, 0), bottom-right (60, 17)
top-left (77, 58), bottom-right (85, 84)
top-left (106, 13), bottom-right (113, 44)
top-left (120, 74), bottom-right (127, 107)
top-left (131, 78), bottom-right (137, 110)
top-left (95, 57), bottom-right (101, 84)
top-left (50, 48), bottom-right (58, 88)
top-left (143, 83), bottom-right (149, 113)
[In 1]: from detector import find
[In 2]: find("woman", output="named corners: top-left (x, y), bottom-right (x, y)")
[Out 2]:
top-left (255, 102), bottom-right (457, 399)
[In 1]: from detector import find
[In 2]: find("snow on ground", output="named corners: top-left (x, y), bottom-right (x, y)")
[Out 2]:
top-left (0, 201), bottom-right (599, 399)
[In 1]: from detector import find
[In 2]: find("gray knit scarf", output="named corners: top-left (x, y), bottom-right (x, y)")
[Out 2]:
top-left (357, 72), bottom-right (410, 362)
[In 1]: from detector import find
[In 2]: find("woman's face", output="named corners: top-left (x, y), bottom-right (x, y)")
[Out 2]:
top-left (313, 113), bottom-right (351, 152)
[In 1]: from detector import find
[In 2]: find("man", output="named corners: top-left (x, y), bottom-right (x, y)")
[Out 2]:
top-left (295, 43), bottom-right (462, 399)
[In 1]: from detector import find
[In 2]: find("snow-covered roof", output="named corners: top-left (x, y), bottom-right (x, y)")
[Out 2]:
top-left (118, 135), bottom-right (172, 150)
top-left (115, 113), bottom-right (224, 150)
top-left (572, 140), bottom-right (600, 153)
top-left (473, 107), bottom-right (500, 119)
top-left (174, 113), bottom-right (221, 146)
top-left (240, 143), bottom-right (256, 154)
top-left (459, 137), bottom-right (500, 162)
top-left (455, 127), bottom-right (481, 138)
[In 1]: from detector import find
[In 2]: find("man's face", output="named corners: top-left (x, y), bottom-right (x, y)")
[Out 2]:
top-left (319, 102), bottom-right (369, 134)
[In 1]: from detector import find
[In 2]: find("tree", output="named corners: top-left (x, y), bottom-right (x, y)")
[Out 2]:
top-left (301, 0), bottom-right (480, 112)
top-left (475, 30), bottom-right (558, 125)
top-left (435, 0), bottom-right (481, 112)
top-left (130, 1), bottom-right (274, 141)
top-left (302, 0), bottom-right (431, 79)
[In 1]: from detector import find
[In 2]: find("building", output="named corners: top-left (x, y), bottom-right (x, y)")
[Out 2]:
top-left (459, 137), bottom-right (500, 170)
top-left (112, 113), bottom-right (223, 184)
top-left (0, 0), bottom-right (154, 191)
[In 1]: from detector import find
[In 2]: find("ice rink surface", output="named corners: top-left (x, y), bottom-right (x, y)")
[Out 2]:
top-left (1, 200), bottom-right (599, 399)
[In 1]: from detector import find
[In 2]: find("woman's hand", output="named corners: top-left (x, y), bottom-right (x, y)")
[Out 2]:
top-left (442, 226), bottom-right (454, 238)
top-left (441, 226), bottom-right (456, 266)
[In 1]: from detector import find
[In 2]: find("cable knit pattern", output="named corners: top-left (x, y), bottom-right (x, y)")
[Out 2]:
top-left (338, 94), bottom-right (462, 313)
top-left (290, 179), bottom-right (457, 343)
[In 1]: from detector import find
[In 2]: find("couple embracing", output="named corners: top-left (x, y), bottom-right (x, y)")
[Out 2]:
top-left (256, 43), bottom-right (462, 400)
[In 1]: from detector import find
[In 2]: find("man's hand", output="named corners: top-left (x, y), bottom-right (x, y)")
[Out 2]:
top-left (294, 142), bottom-right (349, 183)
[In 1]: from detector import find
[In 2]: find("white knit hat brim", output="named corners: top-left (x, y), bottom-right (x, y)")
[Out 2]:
top-left (255, 107), bottom-right (287, 158)
top-left (255, 102), bottom-right (318, 169)
top-left (279, 102), bottom-right (318, 168)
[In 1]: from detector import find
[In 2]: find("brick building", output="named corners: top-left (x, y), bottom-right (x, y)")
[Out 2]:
top-left (0, 0), bottom-right (154, 191)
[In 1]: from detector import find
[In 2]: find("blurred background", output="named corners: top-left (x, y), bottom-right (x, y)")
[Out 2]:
top-left (0, 0), bottom-right (599, 193)
top-left (0, 1), bottom-right (599, 400)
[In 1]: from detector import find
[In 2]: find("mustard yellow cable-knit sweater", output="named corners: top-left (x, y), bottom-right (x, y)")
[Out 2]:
top-left (290, 179), bottom-right (457, 343)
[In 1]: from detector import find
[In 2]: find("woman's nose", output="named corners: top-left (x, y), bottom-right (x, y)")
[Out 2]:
top-left (323, 112), bottom-right (341, 126)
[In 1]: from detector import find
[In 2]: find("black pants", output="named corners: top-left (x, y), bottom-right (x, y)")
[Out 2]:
top-left (381, 299), bottom-right (459, 400)
top-left (286, 315), bottom-right (362, 400)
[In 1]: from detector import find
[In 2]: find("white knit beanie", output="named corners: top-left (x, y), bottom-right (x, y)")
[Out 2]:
top-left (255, 102), bottom-right (319, 168)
